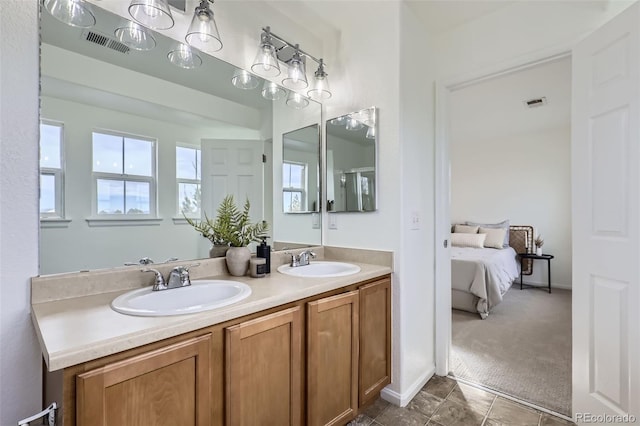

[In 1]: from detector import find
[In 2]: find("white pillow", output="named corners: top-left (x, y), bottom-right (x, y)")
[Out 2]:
top-left (453, 224), bottom-right (479, 234)
top-left (479, 227), bottom-right (507, 249)
top-left (451, 233), bottom-right (486, 248)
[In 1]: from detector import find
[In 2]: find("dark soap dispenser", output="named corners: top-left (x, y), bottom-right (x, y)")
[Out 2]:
top-left (256, 236), bottom-right (271, 273)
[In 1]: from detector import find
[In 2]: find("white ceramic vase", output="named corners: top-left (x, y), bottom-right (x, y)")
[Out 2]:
top-left (226, 246), bottom-right (251, 276)
top-left (536, 247), bottom-right (542, 256)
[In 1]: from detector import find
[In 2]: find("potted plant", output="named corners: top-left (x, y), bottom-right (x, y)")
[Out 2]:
top-left (184, 213), bottom-right (229, 258)
top-left (187, 195), bottom-right (268, 276)
top-left (534, 235), bottom-right (544, 256)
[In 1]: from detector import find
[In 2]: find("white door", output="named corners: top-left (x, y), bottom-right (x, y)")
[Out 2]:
top-left (572, 2), bottom-right (639, 420)
top-left (200, 139), bottom-right (264, 252)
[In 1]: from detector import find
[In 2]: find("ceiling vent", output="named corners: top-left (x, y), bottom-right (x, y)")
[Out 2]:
top-left (523, 96), bottom-right (548, 108)
top-left (82, 30), bottom-right (130, 55)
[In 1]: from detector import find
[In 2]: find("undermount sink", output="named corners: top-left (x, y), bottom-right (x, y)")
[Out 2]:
top-left (277, 261), bottom-right (361, 278)
top-left (111, 280), bottom-right (252, 317)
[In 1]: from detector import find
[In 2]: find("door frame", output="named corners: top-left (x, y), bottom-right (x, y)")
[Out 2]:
top-left (434, 44), bottom-right (574, 377)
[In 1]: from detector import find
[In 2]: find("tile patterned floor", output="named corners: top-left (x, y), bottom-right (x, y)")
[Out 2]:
top-left (348, 376), bottom-right (575, 426)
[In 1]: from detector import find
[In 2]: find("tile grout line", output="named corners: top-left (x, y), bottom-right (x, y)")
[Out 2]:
top-left (480, 394), bottom-right (498, 426)
top-left (448, 375), bottom-right (574, 423)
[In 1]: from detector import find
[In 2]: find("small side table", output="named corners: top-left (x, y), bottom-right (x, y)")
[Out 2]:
top-left (517, 253), bottom-right (554, 293)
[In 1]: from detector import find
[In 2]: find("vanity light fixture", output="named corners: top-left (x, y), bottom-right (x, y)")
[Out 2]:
top-left (44, 0), bottom-right (96, 28)
top-left (185, 0), bottom-right (222, 52)
top-left (114, 21), bottom-right (156, 51)
top-left (167, 43), bottom-right (202, 69)
top-left (345, 117), bottom-right (364, 131)
top-left (261, 81), bottom-right (286, 100)
top-left (330, 116), bottom-right (347, 126)
top-left (251, 27), bottom-right (281, 77)
top-left (282, 45), bottom-right (308, 90)
top-left (308, 59), bottom-right (331, 100)
top-left (232, 69), bottom-right (259, 90)
top-left (286, 91), bottom-right (310, 109)
top-left (128, 0), bottom-right (174, 30)
top-left (252, 26), bottom-right (333, 100)
top-left (366, 125), bottom-right (376, 139)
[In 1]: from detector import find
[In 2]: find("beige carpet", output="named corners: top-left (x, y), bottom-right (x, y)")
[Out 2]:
top-left (450, 287), bottom-right (572, 416)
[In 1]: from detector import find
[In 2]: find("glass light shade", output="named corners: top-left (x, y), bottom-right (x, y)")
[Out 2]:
top-left (286, 91), bottom-right (309, 109)
top-left (308, 74), bottom-right (331, 100)
top-left (252, 41), bottom-right (281, 77)
top-left (232, 69), bottom-right (259, 90)
top-left (261, 81), bottom-right (285, 101)
top-left (346, 117), bottom-right (364, 131)
top-left (366, 125), bottom-right (376, 139)
top-left (185, 3), bottom-right (222, 52)
top-left (44, 0), bottom-right (95, 28)
top-left (128, 0), bottom-right (174, 30)
top-left (167, 44), bottom-right (202, 69)
top-left (330, 116), bottom-right (347, 126)
top-left (115, 21), bottom-right (156, 51)
top-left (282, 53), bottom-right (308, 90)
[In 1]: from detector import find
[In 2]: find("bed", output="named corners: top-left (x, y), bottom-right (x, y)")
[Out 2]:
top-left (451, 225), bottom-right (533, 319)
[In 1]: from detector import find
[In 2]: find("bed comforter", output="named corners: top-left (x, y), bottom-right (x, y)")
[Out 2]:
top-left (451, 246), bottom-right (519, 319)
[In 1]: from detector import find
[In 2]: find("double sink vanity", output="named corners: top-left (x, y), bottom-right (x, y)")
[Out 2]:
top-left (31, 246), bottom-right (393, 426)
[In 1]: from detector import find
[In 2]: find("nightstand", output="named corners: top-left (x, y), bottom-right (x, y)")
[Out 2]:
top-left (517, 253), bottom-right (554, 293)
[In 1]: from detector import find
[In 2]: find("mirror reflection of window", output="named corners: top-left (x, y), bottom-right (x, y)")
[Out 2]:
top-left (39, 121), bottom-right (64, 218)
top-left (92, 131), bottom-right (155, 216)
top-left (176, 145), bottom-right (201, 217)
top-left (283, 161), bottom-right (307, 213)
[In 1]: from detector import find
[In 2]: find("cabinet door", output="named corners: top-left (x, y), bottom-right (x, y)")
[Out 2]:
top-left (307, 291), bottom-right (359, 426)
top-left (359, 277), bottom-right (391, 405)
top-left (76, 334), bottom-right (212, 426)
top-left (226, 306), bottom-right (302, 426)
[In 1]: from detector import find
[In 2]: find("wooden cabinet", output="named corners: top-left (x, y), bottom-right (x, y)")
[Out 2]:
top-left (358, 278), bottom-right (392, 406)
top-left (307, 291), bottom-right (359, 426)
top-left (75, 334), bottom-right (212, 426)
top-left (225, 306), bottom-right (303, 426)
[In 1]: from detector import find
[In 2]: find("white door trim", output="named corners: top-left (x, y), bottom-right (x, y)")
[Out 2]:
top-left (434, 45), bottom-right (573, 377)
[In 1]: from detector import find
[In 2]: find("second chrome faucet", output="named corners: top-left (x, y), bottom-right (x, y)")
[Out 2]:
top-left (289, 250), bottom-right (316, 267)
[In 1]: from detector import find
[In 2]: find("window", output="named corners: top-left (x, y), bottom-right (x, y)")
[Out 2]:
top-left (92, 131), bottom-right (156, 216)
top-left (282, 161), bottom-right (307, 213)
top-left (40, 121), bottom-right (64, 218)
top-left (176, 145), bottom-right (201, 217)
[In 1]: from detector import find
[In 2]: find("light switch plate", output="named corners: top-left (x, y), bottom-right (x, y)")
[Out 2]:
top-left (410, 211), bottom-right (420, 230)
top-left (329, 214), bottom-right (338, 230)
top-left (312, 213), bottom-right (320, 229)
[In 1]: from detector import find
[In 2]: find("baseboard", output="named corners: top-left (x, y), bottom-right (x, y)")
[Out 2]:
top-left (519, 281), bottom-right (572, 290)
top-left (380, 365), bottom-right (435, 407)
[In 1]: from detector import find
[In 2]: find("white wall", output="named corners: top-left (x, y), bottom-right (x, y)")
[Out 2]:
top-left (451, 126), bottom-right (572, 287)
top-left (0, 1), bottom-right (42, 424)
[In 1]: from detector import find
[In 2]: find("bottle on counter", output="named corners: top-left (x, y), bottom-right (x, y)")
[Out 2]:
top-left (256, 236), bottom-right (271, 273)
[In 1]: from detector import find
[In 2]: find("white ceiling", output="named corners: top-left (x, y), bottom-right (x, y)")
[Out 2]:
top-left (449, 56), bottom-right (571, 143)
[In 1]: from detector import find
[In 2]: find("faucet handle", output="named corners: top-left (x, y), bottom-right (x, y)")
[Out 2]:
top-left (142, 268), bottom-right (166, 291)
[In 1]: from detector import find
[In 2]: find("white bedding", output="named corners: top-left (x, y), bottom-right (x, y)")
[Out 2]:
top-left (451, 246), bottom-right (519, 318)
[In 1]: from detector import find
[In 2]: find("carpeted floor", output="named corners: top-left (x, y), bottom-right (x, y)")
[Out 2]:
top-left (450, 286), bottom-right (572, 416)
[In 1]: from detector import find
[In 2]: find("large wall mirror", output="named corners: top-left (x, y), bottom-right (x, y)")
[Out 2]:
top-left (326, 107), bottom-right (378, 212)
top-left (39, 4), bottom-right (322, 275)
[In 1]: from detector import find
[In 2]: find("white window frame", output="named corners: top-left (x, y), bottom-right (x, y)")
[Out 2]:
top-left (89, 130), bottom-right (158, 223)
top-left (39, 119), bottom-right (66, 221)
top-left (283, 160), bottom-right (308, 213)
top-left (176, 144), bottom-right (201, 219)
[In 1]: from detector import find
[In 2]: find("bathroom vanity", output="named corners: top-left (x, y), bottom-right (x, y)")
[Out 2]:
top-left (31, 247), bottom-right (392, 426)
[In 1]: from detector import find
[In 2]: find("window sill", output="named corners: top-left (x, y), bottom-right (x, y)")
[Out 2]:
top-left (86, 217), bottom-right (163, 227)
top-left (172, 216), bottom-right (199, 225)
top-left (40, 218), bottom-right (72, 229)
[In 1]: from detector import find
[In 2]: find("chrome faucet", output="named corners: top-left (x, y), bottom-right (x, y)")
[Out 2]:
top-left (142, 263), bottom-right (200, 291)
top-left (289, 250), bottom-right (316, 267)
top-left (126, 257), bottom-right (179, 266)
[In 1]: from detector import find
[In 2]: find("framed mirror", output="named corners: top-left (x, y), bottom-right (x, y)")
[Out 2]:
top-left (282, 124), bottom-right (320, 214)
top-left (39, 4), bottom-right (322, 275)
top-left (326, 107), bottom-right (378, 212)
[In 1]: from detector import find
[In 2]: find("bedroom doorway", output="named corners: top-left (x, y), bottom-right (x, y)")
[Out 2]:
top-left (435, 54), bottom-right (573, 418)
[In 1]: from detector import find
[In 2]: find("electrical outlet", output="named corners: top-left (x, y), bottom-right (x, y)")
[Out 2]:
top-left (410, 211), bottom-right (420, 230)
top-left (329, 214), bottom-right (338, 230)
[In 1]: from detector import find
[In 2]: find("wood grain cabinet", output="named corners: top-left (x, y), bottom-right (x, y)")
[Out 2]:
top-left (75, 334), bottom-right (212, 426)
top-left (307, 291), bottom-right (359, 426)
top-left (358, 277), bottom-right (392, 406)
top-left (225, 306), bottom-right (303, 426)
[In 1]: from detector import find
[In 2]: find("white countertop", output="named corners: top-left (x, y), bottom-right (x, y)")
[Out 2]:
top-left (32, 262), bottom-right (391, 371)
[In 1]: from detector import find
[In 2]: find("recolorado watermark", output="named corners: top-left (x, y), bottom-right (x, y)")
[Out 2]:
top-left (576, 413), bottom-right (637, 423)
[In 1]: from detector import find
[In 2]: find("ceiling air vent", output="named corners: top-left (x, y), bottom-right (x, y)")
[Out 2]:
top-left (82, 30), bottom-right (130, 55)
top-left (523, 96), bottom-right (548, 108)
